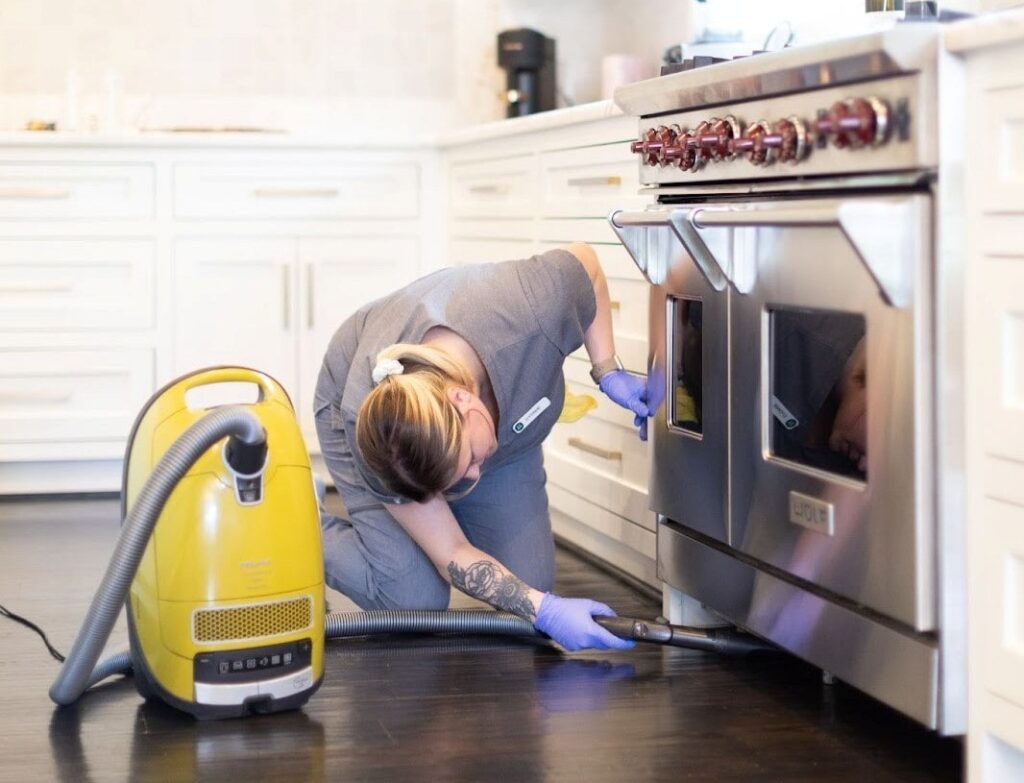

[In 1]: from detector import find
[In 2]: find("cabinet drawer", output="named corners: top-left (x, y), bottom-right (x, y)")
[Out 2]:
top-left (0, 349), bottom-right (154, 459)
top-left (545, 447), bottom-right (653, 531)
top-left (0, 239), bottom-right (155, 331)
top-left (547, 378), bottom-right (650, 488)
top-left (174, 162), bottom-right (419, 220)
top-left (0, 164), bottom-right (153, 220)
top-left (449, 237), bottom-right (536, 266)
top-left (449, 155), bottom-right (535, 219)
top-left (539, 143), bottom-right (644, 218)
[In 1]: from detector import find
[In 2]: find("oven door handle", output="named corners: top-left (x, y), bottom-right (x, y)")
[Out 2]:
top-left (608, 207), bottom-right (729, 291)
top-left (690, 200), bottom-right (921, 308)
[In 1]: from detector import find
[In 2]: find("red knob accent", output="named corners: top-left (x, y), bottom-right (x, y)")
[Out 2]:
top-left (774, 117), bottom-right (809, 163)
top-left (814, 98), bottom-right (889, 149)
top-left (631, 126), bottom-right (679, 166)
top-left (734, 121), bottom-right (775, 166)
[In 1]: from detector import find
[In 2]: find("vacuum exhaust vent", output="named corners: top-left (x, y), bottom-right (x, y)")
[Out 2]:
top-left (193, 595), bottom-right (313, 643)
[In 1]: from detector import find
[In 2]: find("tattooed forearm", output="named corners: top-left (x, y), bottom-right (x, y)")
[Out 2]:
top-left (447, 559), bottom-right (537, 621)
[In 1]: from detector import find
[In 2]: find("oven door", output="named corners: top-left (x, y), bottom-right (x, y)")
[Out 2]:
top-left (686, 193), bottom-right (934, 631)
top-left (609, 208), bottom-right (730, 544)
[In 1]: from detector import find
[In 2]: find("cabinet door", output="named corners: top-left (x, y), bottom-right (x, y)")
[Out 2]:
top-left (297, 237), bottom-right (420, 440)
top-left (174, 238), bottom-right (298, 399)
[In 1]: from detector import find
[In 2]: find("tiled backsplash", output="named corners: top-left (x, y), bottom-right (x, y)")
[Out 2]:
top-left (0, 0), bottom-right (690, 134)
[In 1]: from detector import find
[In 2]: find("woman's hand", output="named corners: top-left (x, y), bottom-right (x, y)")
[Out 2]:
top-left (534, 593), bottom-right (636, 651)
top-left (598, 370), bottom-right (650, 439)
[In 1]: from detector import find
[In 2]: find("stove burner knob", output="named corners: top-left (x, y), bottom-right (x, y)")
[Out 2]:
top-left (663, 127), bottom-right (699, 171)
top-left (732, 120), bottom-right (777, 166)
top-left (696, 115), bottom-right (740, 161)
top-left (630, 126), bottom-right (679, 166)
top-left (774, 116), bottom-right (809, 163)
top-left (814, 97), bottom-right (890, 148)
top-left (684, 120), bottom-right (714, 169)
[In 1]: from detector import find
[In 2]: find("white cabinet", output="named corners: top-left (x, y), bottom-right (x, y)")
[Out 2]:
top-left (297, 236), bottom-right (419, 436)
top-left (173, 238), bottom-right (299, 395)
top-left (0, 238), bottom-right (155, 332)
top-left (946, 15), bottom-right (1024, 780)
top-left (175, 235), bottom-right (421, 443)
top-left (0, 348), bottom-right (154, 461)
top-left (0, 163), bottom-right (154, 220)
top-left (0, 143), bottom-right (431, 494)
top-left (174, 162), bottom-right (419, 221)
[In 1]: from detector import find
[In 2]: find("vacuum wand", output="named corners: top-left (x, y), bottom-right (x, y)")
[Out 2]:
top-left (594, 615), bottom-right (773, 655)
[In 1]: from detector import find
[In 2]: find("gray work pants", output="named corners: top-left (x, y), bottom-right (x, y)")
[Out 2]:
top-left (313, 406), bottom-right (556, 610)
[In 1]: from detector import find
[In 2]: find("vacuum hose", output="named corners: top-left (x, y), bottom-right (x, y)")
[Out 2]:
top-left (49, 407), bottom-right (266, 706)
top-left (325, 609), bottom-right (538, 639)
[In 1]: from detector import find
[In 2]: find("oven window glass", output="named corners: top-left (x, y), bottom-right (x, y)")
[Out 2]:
top-left (769, 308), bottom-right (867, 479)
top-left (672, 298), bottom-right (702, 434)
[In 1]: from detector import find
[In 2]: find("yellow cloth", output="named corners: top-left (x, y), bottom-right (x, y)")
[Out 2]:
top-left (558, 384), bottom-right (597, 423)
top-left (675, 384), bottom-right (698, 426)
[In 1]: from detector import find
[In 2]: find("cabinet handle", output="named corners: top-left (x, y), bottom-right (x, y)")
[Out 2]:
top-left (566, 175), bottom-right (621, 188)
top-left (467, 184), bottom-right (508, 195)
top-left (0, 390), bottom-right (72, 404)
top-left (0, 186), bottom-right (72, 199)
top-left (0, 281), bottom-right (73, 293)
top-left (609, 300), bottom-right (621, 311)
top-left (253, 187), bottom-right (339, 198)
top-left (281, 265), bottom-right (290, 329)
top-left (568, 436), bottom-right (622, 461)
top-left (306, 264), bottom-right (314, 330)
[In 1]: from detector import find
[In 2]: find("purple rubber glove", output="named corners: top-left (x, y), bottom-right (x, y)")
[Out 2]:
top-left (534, 593), bottom-right (636, 652)
top-left (598, 370), bottom-right (650, 440)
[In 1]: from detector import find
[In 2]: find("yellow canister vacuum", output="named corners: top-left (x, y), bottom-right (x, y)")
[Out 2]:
top-left (47, 366), bottom-right (769, 720)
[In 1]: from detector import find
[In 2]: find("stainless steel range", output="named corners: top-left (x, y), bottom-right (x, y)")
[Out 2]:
top-left (609, 25), bottom-right (964, 733)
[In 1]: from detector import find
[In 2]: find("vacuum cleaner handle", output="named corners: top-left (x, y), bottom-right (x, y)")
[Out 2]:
top-left (593, 615), bottom-right (773, 656)
top-left (173, 366), bottom-right (294, 412)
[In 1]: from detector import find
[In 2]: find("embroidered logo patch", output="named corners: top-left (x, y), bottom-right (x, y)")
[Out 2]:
top-left (512, 397), bottom-right (551, 434)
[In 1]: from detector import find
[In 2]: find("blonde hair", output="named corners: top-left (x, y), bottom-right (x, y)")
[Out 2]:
top-left (356, 343), bottom-right (476, 503)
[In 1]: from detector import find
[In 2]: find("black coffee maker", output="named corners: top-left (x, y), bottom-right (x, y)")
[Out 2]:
top-left (497, 28), bottom-right (556, 118)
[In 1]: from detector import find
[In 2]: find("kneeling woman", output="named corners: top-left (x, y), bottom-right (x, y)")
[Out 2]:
top-left (313, 243), bottom-right (649, 651)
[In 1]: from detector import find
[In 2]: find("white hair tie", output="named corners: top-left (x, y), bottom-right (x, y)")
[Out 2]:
top-left (371, 358), bottom-right (405, 385)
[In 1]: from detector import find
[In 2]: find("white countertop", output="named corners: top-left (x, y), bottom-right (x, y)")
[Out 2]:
top-left (0, 100), bottom-right (624, 150)
top-left (944, 7), bottom-right (1024, 53)
top-left (0, 129), bottom-right (436, 150)
top-left (435, 100), bottom-right (624, 146)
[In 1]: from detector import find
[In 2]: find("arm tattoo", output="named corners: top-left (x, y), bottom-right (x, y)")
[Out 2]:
top-left (447, 559), bottom-right (537, 621)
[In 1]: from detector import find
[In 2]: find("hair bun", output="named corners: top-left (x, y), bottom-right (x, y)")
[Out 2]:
top-left (371, 357), bottom-right (405, 385)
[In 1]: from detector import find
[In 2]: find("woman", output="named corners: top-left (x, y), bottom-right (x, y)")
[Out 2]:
top-left (313, 243), bottom-right (649, 651)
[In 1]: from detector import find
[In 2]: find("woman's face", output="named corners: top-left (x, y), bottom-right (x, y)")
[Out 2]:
top-left (444, 388), bottom-right (497, 499)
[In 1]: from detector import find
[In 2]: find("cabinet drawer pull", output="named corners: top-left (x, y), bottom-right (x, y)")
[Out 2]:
top-left (306, 264), bottom-right (314, 330)
top-left (609, 300), bottom-right (621, 311)
top-left (252, 187), bottom-right (339, 199)
top-left (0, 280), bottom-right (73, 293)
top-left (281, 265), bottom-right (290, 329)
top-left (568, 436), bottom-right (622, 461)
top-left (467, 184), bottom-right (508, 195)
top-left (566, 175), bottom-right (621, 188)
top-left (0, 390), bottom-right (72, 404)
top-left (0, 186), bottom-right (72, 200)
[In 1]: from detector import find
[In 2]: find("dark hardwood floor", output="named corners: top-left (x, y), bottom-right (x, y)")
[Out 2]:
top-left (0, 496), bottom-right (961, 782)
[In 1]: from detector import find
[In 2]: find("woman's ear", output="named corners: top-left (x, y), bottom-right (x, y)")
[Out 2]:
top-left (446, 385), bottom-right (472, 411)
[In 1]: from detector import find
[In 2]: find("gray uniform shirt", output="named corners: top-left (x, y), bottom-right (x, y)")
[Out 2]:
top-left (315, 248), bottom-right (597, 505)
